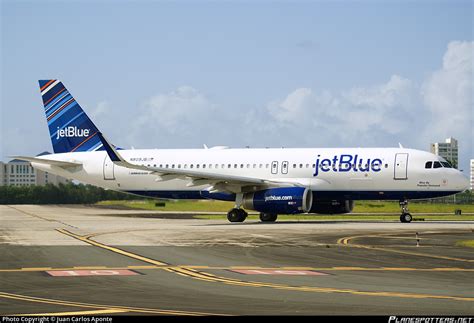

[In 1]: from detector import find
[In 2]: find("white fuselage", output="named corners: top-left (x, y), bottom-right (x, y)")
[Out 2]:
top-left (31, 147), bottom-right (468, 202)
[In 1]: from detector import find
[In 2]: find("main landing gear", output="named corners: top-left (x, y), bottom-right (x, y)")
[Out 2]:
top-left (227, 208), bottom-right (248, 223)
top-left (227, 193), bottom-right (248, 223)
top-left (227, 193), bottom-right (279, 223)
top-left (399, 200), bottom-right (413, 223)
top-left (259, 213), bottom-right (278, 222)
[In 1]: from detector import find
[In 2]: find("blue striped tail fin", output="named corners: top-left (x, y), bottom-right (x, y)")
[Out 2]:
top-left (38, 80), bottom-right (105, 154)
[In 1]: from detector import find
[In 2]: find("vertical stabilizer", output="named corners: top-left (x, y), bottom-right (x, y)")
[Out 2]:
top-left (39, 80), bottom-right (105, 153)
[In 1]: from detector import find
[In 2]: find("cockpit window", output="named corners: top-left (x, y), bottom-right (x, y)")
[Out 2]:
top-left (433, 161), bottom-right (442, 169)
top-left (425, 161), bottom-right (432, 169)
top-left (441, 161), bottom-right (452, 168)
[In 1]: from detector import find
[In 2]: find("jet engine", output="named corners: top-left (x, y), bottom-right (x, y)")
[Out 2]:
top-left (242, 187), bottom-right (312, 214)
top-left (309, 199), bottom-right (354, 214)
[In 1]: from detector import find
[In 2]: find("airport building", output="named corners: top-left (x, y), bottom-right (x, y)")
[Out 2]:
top-left (0, 152), bottom-right (69, 187)
top-left (430, 137), bottom-right (459, 169)
top-left (471, 159), bottom-right (474, 191)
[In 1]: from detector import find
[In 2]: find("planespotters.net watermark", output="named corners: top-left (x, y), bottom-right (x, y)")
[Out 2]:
top-left (389, 317), bottom-right (473, 323)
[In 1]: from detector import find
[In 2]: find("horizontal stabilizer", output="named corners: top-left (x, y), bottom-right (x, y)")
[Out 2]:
top-left (9, 156), bottom-right (82, 169)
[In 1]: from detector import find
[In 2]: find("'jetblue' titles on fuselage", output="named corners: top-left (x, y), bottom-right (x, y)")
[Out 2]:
top-left (313, 154), bottom-right (383, 177)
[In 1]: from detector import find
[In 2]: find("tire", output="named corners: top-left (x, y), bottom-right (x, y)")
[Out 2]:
top-left (227, 209), bottom-right (247, 223)
top-left (400, 213), bottom-right (412, 223)
top-left (259, 213), bottom-right (278, 222)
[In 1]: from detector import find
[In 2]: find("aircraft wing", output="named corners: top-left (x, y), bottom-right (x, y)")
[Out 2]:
top-left (9, 156), bottom-right (82, 169)
top-left (97, 133), bottom-right (301, 192)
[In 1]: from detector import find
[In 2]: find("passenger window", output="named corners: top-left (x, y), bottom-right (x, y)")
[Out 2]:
top-left (433, 161), bottom-right (442, 169)
top-left (425, 161), bottom-right (432, 169)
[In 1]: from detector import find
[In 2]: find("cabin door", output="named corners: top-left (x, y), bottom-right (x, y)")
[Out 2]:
top-left (103, 155), bottom-right (115, 180)
top-left (394, 153), bottom-right (408, 180)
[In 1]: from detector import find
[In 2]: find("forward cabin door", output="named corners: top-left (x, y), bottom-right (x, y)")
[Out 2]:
top-left (394, 153), bottom-right (408, 180)
top-left (103, 155), bottom-right (115, 180)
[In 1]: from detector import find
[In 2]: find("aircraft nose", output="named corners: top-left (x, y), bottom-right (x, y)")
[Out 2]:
top-left (455, 171), bottom-right (470, 191)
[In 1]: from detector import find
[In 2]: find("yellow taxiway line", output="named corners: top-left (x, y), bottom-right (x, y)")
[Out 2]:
top-left (1, 265), bottom-right (473, 273)
top-left (47, 228), bottom-right (474, 303)
top-left (337, 231), bottom-right (474, 263)
top-left (0, 291), bottom-right (222, 316)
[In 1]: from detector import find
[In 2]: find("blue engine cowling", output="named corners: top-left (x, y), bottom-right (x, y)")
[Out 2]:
top-left (242, 187), bottom-right (312, 214)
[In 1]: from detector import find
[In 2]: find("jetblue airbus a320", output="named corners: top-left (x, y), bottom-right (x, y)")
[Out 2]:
top-left (14, 80), bottom-right (470, 223)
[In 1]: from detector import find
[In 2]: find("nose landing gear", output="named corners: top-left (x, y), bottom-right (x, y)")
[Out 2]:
top-left (399, 200), bottom-right (412, 223)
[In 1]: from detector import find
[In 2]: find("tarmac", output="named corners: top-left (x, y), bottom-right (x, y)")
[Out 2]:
top-left (0, 204), bottom-right (473, 316)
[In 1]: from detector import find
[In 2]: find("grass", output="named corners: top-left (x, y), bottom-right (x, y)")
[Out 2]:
top-left (354, 200), bottom-right (474, 213)
top-left (455, 240), bottom-right (474, 248)
top-left (96, 199), bottom-right (474, 221)
top-left (97, 199), bottom-right (234, 212)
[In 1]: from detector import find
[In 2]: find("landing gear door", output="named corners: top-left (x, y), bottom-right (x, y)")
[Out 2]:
top-left (394, 153), bottom-right (408, 180)
top-left (103, 155), bottom-right (115, 180)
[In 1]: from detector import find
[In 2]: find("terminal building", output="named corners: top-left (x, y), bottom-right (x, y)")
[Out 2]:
top-left (0, 152), bottom-right (69, 187)
top-left (430, 137), bottom-right (459, 169)
top-left (471, 159), bottom-right (474, 191)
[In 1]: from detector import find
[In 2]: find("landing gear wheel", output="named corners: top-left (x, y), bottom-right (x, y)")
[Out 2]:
top-left (259, 213), bottom-right (278, 222)
top-left (399, 200), bottom-right (412, 223)
top-left (400, 213), bottom-right (412, 223)
top-left (227, 208), bottom-right (248, 223)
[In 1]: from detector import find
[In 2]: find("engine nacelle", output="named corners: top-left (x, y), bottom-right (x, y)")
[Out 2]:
top-left (242, 187), bottom-right (313, 214)
top-left (309, 199), bottom-right (354, 214)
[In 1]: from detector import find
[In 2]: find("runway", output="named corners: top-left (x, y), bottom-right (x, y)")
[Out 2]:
top-left (1, 205), bottom-right (473, 315)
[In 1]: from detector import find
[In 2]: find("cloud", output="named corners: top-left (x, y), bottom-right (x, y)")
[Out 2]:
top-left (119, 41), bottom-right (472, 169)
top-left (421, 41), bottom-right (473, 156)
top-left (127, 86), bottom-right (223, 148)
top-left (263, 74), bottom-right (419, 147)
top-left (259, 41), bottom-right (472, 169)
top-left (90, 101), bottom-right (110, 120)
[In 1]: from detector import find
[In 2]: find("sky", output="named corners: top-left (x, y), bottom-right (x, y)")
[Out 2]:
top-left (1, 0), bottom-right (473, 172)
